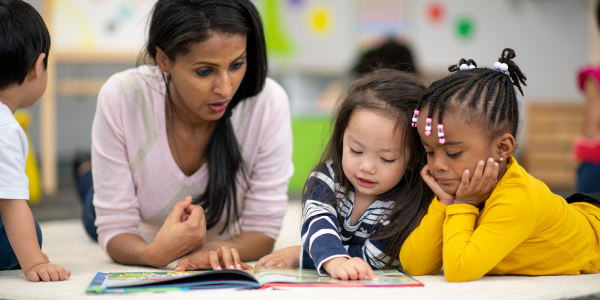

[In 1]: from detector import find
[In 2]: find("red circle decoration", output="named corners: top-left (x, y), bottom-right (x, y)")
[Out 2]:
top-left (427, 2), bottom-right (444, 24)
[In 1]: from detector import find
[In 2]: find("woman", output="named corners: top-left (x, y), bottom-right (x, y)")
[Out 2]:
top-left (78, 0), bottom-right (293, 271)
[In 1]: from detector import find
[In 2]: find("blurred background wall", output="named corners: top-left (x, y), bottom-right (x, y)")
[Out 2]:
top-left (22, 0), bottom-right (593, 196)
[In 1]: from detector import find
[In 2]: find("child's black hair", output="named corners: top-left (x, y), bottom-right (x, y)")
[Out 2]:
top-left (304, 69), bottom-right (435, 269)
top-left (415, 48), bottom-right (527, 141)
top-left (0, 0), bottom-right (51, 90)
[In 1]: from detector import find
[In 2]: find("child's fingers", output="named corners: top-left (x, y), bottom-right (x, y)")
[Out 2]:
top-left (27, 271), bottom-right (40, 282)
top-left (458, 169), bottom-right (470, 192)
top-left (48, 268), bottom-right (59, 281)
top-left (38, 269), bottom-right (50, 282)
top-left (346, 265), bottom-right (358, 280)
top-left (57, 268), bottom-right (67, 281)
top-left (336, 269), bottom-right (349, 281)
top-left (479, 158), bottom-right (495, 189)
top-left (470, 160), bottom-right (485, 188)
top-left (485, 162), bottom-right (500, 192)
top-left (366, 267), bottom-right (378, 281)
top-left (354, 264), bottom-right (367, 280)
top-left (421, 166), bottom-right (445, 194)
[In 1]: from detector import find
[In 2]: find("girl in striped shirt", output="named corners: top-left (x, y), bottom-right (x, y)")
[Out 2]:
top-left (257, 69), bottom-right (434, 280)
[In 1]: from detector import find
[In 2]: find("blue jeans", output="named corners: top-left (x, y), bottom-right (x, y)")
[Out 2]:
top-left (577, 162), bottom-right (600, 194)
top-left (0, 220), bottom-right (42, 270)
top-left (76, 170), bottom-right (98, 242)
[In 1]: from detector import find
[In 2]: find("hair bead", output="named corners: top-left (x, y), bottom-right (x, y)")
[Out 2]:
top-left (411, 109), bottom-right (420, 127)
top-left (437, 124), bottom-right (445, 144)
top-left (459, 64), bottom-right (469, 71)
top-left (468, 64), bottom-right (476, 69)
top-left (425, 118), bottom-right (432, 136)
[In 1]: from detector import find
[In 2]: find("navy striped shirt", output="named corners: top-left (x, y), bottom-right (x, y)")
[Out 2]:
top-left (300, 161), bottom-right (400, 275)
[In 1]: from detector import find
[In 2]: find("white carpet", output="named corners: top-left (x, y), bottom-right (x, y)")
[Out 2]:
top-left (1, 201), bottom-right (600, 300)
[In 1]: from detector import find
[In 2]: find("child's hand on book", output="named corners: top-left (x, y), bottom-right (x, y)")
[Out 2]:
top-left (256, 245), bottom-right (301, 268)
top-left (26, 263), bottom-right (71, 282)
top-left (323, 257), bottom-right (378, 281)
top-left (420, 165), bottom-right (454, 205)
top-left (454, 157), bottom-right (499, 207)
top-left (175, 245), bottom-right (253, 272)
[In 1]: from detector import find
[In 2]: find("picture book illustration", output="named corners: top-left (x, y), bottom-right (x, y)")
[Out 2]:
top-left (86, 266), bottom-right (423, 294)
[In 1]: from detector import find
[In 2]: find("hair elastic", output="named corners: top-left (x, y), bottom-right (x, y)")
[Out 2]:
top-left (411, 110), bottom-right (420, 127)
top-left (425, 118), bottom-right (432, 136)
top-left (437, 124), bottom-right (445, 144)
top-left (493, 62), bottom-right (508, 74)
top-left (459, 64), bottom-right (476, 71)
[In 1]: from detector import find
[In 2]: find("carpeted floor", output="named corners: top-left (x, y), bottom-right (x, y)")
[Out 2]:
top-left (2, 200), bottom-right (600, 300)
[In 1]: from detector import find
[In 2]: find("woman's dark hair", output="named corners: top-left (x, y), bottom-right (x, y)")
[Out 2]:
top-left (139, 0), bottom-right (267, 233)
top-left (0, 0), bottom-right (51, 90)
top-left (417, 48), bottom-right (527, 141)
top-left (304, 69), bottom-right (434, 269)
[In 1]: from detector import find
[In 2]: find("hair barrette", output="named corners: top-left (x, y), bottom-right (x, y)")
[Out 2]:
top-left (411, 110), bottom-right (420, 127)
top-left (425, 118), bottom-right (432, 136)
top-left (437, 124), bottom-right (445, 144)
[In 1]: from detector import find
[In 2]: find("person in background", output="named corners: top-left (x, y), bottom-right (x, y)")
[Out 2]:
top-left (0, 0), bottom-right (70, 281)
top-left (574, 1), bottom-right (600, 193)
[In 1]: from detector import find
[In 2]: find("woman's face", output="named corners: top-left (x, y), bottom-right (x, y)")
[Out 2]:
top-left (161, 33), bottom-right (248, 123)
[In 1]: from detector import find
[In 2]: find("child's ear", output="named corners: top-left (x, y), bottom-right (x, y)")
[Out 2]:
top-left (495, 133), bottom-right (515, 161)
top-left (155, 46), bottom-right (171, 74)
top-left (29, 53), bottom-right (46, 79)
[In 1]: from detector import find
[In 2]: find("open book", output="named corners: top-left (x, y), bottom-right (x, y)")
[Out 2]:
top-left (86, 266), bottom-right (423, 293)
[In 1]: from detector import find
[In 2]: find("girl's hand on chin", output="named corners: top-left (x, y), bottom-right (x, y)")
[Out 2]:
top-left (420, 165), bottom-right (454, 205)
top-left (454, 157), bottom-right (499, 207)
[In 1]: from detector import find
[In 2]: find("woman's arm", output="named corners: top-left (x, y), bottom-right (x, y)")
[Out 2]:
top-left (583, 77), bottom-right (600, 139)
top-left (92, 76), bottom-right (207, 266)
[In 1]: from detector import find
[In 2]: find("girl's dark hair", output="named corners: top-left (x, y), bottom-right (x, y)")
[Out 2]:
top-left (139, 0), bottom-right (267, 233)
top-left (417, 48), bottom-right (527, 140)
top-left (0, 0), bottom-right (51, 90)
top-left (304, 69), bottom-right (434, 269)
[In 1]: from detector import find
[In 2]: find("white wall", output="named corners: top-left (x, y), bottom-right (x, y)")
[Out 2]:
top-left (412, 0), bottom-right (589, 102)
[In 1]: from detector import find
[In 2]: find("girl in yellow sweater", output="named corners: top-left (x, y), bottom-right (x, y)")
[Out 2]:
top-left (401, 48), bottom-right (600, 282)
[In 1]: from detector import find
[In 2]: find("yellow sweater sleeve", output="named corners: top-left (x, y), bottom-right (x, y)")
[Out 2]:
top-left (400, 197), bottom-right (447, 275)
top-left (442, 184), bottom-right (536, 282)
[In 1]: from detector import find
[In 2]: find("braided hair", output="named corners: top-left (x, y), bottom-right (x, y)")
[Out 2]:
top-left (412, 48), bottom-right (527, 143)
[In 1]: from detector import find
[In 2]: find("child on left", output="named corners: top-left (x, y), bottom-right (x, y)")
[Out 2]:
top-left (0, 0), bottom-right (70, 281)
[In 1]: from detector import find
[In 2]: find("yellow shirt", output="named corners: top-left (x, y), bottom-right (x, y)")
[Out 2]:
top-left (400, 157), bottom-right (600, 282)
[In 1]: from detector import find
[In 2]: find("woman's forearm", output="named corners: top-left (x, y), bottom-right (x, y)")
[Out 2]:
top-left (106, 233), bottom-right (170, 267)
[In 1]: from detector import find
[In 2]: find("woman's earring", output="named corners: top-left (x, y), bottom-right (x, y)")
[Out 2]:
top-left (163, 71), bottom-right (170, 83)
top-left (499, 157), bottom-right (504, 162)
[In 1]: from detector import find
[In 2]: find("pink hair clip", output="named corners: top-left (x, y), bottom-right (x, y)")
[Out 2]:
top-left (425, 118), bottom-right (432, 136)
top-left (411, 110), bottom-right (420, 127)
top-left (437, 124), bottom-right (445, 144)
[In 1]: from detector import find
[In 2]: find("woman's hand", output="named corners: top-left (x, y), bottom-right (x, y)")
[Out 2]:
top-left (322, 257), bottom-right (378, 281)
top-left (175, 244), bottom-right (253, 271)
top-left (255, 245), bottom-right (301, 268)
top-left (143, 196), bottom-right (207, 267)
top-left (420, 165), bottom-right (454, 205)
top-left (454, 158), bottom-right (499, 207)
top-left (26, 263), bottom-right (71, 282)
